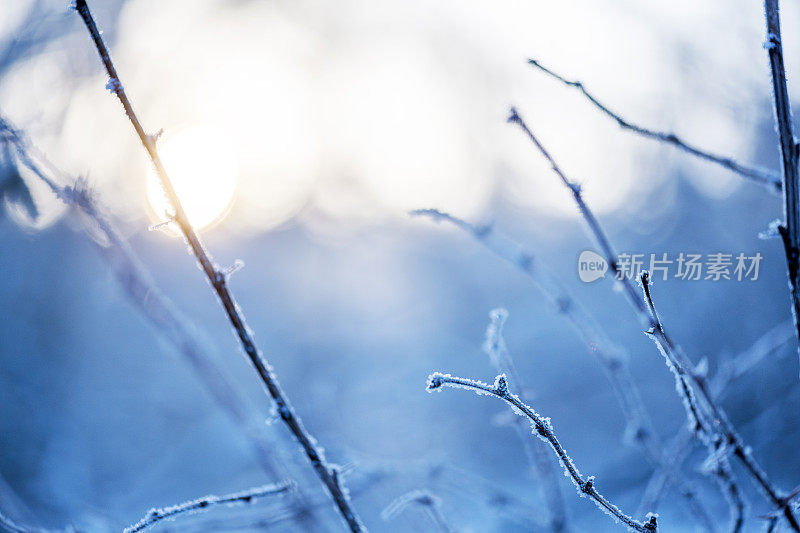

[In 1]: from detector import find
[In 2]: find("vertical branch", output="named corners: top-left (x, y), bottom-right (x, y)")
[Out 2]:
top-left (764, 0), bottom-right (800, 365)
top-left (71, 2), bottom-right (364, 531)
top-left (483, 309), bottom-right (569, 532)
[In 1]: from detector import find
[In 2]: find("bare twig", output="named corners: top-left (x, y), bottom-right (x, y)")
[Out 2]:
top-left (381, 490), bottom-right (454, 533)
top-left (71, 2), bottom-right (364, 530)
top-left (411, 208), bottom-right (714, 530)
top-left (0, 511), bottom-right (77, 533)
top-left (527, 59), bottom-right (782, 192)
top-left (763, 0), bottom-right (800, 366)
top-left (641, 272), bottom-right (748, 533)
top-left (410, 210), bottom-right (653, 448)
top-left (482, 308), bottom-right (568, 532)
top-left (418, 462), bottom-right (549, 529)
top-left (124, 482), bottom-right (294, 533)
top-left (427, 372), bottom-right (658, 532)
top-left (508, 106), bottom-right (796, 530)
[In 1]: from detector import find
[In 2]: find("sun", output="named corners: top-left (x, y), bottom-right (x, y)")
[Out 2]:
top-left (146, 125), bottom-right (237, 231)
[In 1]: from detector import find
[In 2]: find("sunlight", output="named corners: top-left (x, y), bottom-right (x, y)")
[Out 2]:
top-left (146, 125), bottom-right (236, 231)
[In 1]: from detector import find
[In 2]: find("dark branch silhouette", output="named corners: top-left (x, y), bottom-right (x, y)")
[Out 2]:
top-left (72, 1), bottom-right (364, 530)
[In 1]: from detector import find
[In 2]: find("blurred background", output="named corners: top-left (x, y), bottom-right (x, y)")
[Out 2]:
top-left (1, 0), bottom-right (799, 531)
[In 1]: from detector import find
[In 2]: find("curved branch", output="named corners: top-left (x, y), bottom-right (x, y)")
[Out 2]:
top-left (426, 372), bottom-right (658, 533)
top-left (527, 59), bottom-right (781, 192)
top-left (411, 208), bottom-right (714, 529)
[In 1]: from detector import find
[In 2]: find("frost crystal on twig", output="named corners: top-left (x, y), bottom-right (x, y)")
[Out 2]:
top-left (509, 106), bottom-right (797, 531)
top-left (72, 1), bottom-right (365, 530)
top-left (426, 372), bottom-right (658, 532)
top-left (124, 482), bottom-right (294, 533)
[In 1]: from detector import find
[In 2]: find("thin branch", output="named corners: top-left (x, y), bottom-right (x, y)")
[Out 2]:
top-left (381, 490), bottom-right (454, 533)
top-left (124, 482), bottom-right (294, 533)
top-left (411, 208), bottom-right (714, 530)
top-left (763, 0), bottom-right (800, 366)
top-left (640, 320), bottom-right (793, 520)
top-left (410, 210), bottom-right (653, 451)
top-left (0, 114), bottom-right (321, 527)
top-left (509, 106), bottom-right (799, 531)
top-left (639, 273), bottom-right (711, 438)
top-left (636, 430), bottom-right (699, 525)
top-left (527, 59), bottom-right (782, 193)
top-left (427, 373), bottom-right (658, 532)
top-left (71, 2), bottom-right (364, 530)
top-left (0, 510), bottom-right (77, 533)
top-left (483, 308), bottom-right (568, 532)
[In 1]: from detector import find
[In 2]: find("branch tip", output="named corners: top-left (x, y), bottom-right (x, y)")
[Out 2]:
top-left (427, 372), bottom-right (445, 391)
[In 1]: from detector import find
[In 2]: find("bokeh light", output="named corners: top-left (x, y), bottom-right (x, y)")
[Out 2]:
top-left (146, 125), bottom-right (236, 231)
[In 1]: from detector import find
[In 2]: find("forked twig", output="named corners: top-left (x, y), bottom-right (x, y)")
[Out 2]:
top-left (426, 373), bottom-right (658, 532)
top-left (527, 59), bottom-right (782, 192)
top-left (507, 107), bottom-right (798, 530)
top-left (124, 482), bottom-right (294, 533)
top-left (72, 2), bottom-right (364, 530)
top-left (763, 0), bottom-right (800, 367)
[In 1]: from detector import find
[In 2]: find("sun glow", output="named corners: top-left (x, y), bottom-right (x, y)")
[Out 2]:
top-left (146, 125), bottom-right (237, 231)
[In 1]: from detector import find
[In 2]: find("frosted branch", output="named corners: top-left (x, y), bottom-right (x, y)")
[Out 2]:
top-left (427, 372), bottom-right (658, 532)
top-left (527, 59), bottom-right (781, 192)
top-left (712, 320), bottom-right (794, 397)
top-left (509, 107), bottom-right (797, 530)
top-left (124, 482), bottom-right (294, 533)
top-left (483, 309), bottom-right (568, 531)
top-left (411, 208), bottom-right (713, 527)
top-left (763, 0), bottom-right (800, 368)
top-left (72, 2), bottom-right (364, 530)
top-left (0, 113), bottom-right (323, 526)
